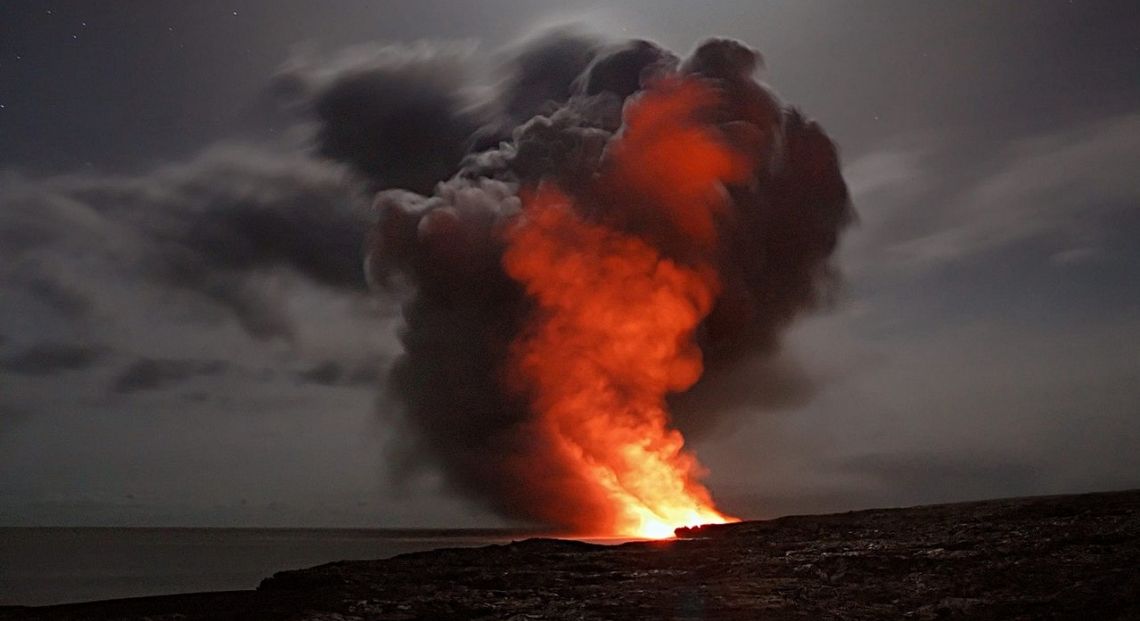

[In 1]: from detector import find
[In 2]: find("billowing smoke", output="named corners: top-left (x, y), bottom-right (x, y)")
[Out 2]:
top-left (299, 31), bottom-right (852, 534)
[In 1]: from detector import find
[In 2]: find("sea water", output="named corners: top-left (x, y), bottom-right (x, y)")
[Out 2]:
top-left (0, 527), bottom-right (538, 606)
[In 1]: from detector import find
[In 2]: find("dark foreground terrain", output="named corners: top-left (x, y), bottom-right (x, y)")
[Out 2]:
top-left (3, 490), bottom-right (1138, 620)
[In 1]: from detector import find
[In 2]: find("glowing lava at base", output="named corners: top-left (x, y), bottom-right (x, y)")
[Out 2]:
top-left (502, 78), bottom-right (748, 538)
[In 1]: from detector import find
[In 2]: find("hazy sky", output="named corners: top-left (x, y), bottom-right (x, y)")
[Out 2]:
top-left (1, 0), bottom-right (1137, 527)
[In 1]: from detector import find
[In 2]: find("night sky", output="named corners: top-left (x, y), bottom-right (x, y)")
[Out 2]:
top-left (1, 0), bottom-right (1138, 527)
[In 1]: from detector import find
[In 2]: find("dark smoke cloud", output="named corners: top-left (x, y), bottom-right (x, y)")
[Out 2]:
top-left (275, 43), bottom-right (481, 194)
top-left (469, 28), bottom-right (602, 152)
top-left (311, 31), bottom-right (852, 528)
top-left (579, 39), bottom-right (677, 100)
top-left (498, 28), bottom-right (602, 125)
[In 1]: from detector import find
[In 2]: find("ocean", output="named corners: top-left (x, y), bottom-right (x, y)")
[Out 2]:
top-left (0, 527), bottom-right (543, 606)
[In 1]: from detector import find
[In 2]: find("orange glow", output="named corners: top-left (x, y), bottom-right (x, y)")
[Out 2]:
top-left (502, 77), bottom-right (746, 538)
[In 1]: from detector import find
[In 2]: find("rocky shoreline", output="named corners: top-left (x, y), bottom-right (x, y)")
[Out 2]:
top-left (3, 489), bottom-right (1138, 620)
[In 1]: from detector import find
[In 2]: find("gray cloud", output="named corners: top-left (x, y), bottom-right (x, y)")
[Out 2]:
top-left (714, 450), bottom-right (1045, 519)
top-left (834, 452), bottom-right (1043, 504)
top-left (0, 342), bottom-right (106, 376)
top-left (296, 361), bottom-right (344, 386)
top-left (700, 310), bottom-right (1140, 518)
top-left (0, 400), bottom-right (29, 436)
top-left (0, 145), bottom-right (370, 341)
top-left (0, 139), bottom-right (393, 459)
top-left (111, 358), bottom-right (229, 395)
top-left (295, 356), bottom-right (387, 387)
top-left (845, 113), bottom-right (1140, 273)
top-left (21, 274), bottom-right (92, 319)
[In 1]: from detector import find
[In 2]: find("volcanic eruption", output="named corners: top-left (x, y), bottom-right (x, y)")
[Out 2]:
top-left (319, 33), bottom-right (853, 537)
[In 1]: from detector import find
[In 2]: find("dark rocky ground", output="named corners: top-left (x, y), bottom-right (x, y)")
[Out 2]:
top-left (3, 489), bottom-right (1138, 620)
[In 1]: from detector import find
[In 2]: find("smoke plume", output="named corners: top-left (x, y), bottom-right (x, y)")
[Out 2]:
top-left (304, 31), bottom-right (852, 534)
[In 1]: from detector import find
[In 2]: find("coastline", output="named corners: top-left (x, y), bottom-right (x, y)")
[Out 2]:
top-left (3, 489), bottom-right (1138, 620)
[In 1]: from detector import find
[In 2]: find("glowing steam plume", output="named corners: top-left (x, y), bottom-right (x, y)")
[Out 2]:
top-left (348, 34), bottom-right (852, 538)
top-left (502, 79), bottom-right (748, 537)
